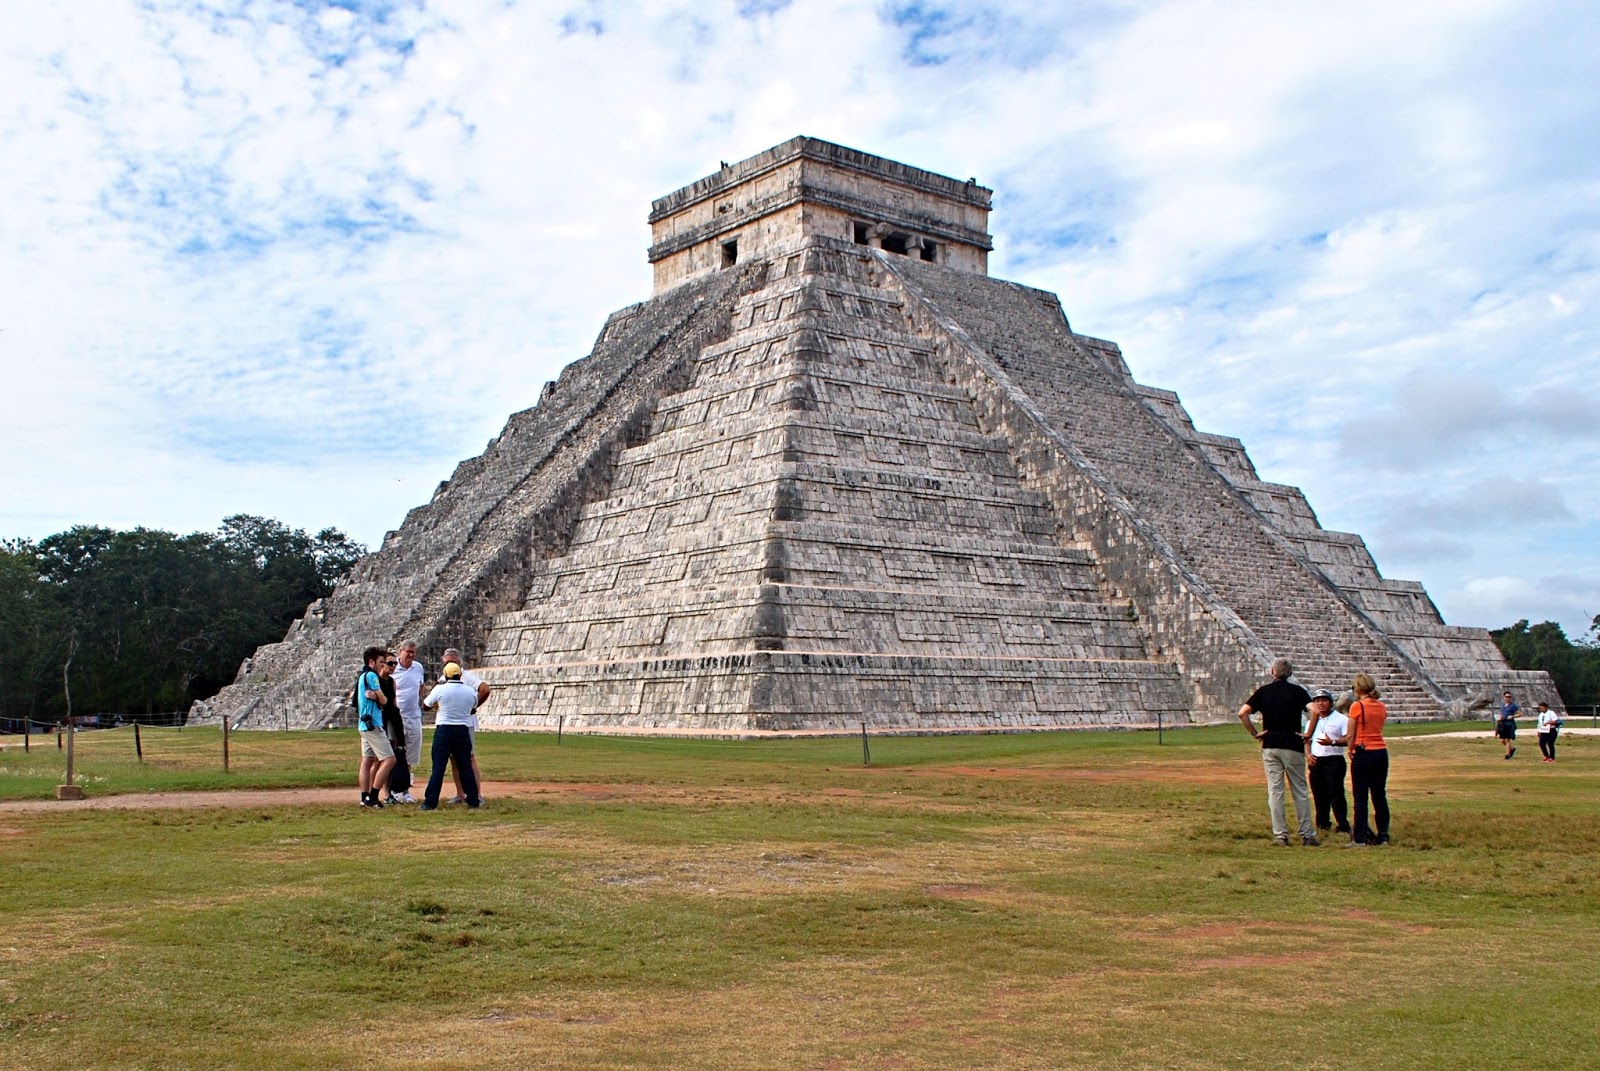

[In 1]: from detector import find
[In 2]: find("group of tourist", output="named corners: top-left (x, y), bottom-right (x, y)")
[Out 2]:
top-left (1237, 659), bottom-right (1391, 847)
top-left (354, 641), bottom-right (489, 811)
top-left (1494, 691), bottom-right (1563, 762)
top-left (1239, 663), bottom-right (1568, 846)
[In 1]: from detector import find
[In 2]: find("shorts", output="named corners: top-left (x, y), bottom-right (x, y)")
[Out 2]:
top-left (1495, 722), bottom-right (1516, 740)
top-left (360, 729), bottom-right (395, 760)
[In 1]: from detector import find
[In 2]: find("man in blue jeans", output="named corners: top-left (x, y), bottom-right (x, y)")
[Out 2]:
top-left (1238, 659), bottom-right (1318, 846)
top-left (419, 662), bottom-right (481, 810)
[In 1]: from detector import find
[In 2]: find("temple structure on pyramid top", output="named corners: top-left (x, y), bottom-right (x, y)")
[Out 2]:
top-left (194, 136), bottom-right (1559, 733)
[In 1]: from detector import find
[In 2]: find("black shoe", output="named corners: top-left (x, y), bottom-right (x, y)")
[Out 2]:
top-left (1509, 747), bottom-right (1516, 759)
top-left (1335, 825), bottom-right (1352, 834)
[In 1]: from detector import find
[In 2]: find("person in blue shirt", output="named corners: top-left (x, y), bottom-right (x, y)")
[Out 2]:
top-left (1496, 691), bottom-right (1519, 760)
top-left (357, 646), bottom-right (397, 807)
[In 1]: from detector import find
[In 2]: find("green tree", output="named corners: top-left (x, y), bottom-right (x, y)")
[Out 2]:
top-left (0, 540), bottom-right (65, 724)
top-left (0, 517), bottom-right (364, 722)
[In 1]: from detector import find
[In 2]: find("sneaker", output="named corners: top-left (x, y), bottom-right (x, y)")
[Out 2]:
top-left (446, 795), bottom-right (466, 806)
top-left (1274, 834), bottom-right (1291, 847)
top-left (1302, 834), bottom-right (1321, 847)
top-left (397, 792), bottom-right (417, 804)
top-left (1375, 834), bottom-right (1391, 846)
top-left (383, 794), bottom-right (401, 805)
top-left (1509, 747), bottom-right (1516, 759)
top-left (361, 797), bottom-right (382, 809)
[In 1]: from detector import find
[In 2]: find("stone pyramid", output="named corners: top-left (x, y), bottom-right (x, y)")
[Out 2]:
top-left (196, 137), bottom-right (1558, 733)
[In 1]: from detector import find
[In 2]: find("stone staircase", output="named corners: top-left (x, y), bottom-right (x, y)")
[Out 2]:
top-left (474, 245), bottom-right (1190, 730)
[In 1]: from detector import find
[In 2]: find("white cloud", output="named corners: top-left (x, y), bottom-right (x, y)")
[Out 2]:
top-left (0, 0), bottom-right (1597, 638)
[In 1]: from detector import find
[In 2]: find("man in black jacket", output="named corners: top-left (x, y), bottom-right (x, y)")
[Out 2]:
top-left (1238, 659), bottom-right (1318, 846)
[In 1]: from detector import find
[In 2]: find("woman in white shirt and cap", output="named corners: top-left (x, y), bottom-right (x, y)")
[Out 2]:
top-left (1306, 688), bottom-right (1352, 836)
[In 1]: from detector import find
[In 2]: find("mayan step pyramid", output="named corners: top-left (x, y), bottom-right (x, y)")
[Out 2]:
top-left (195, 137), bottom-right (1558, 732)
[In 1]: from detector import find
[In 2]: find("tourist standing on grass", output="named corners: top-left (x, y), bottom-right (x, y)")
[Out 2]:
top-left (441, 646), bottom-right (489, 804)
top-left (378, 655), bottom-right (413, 804)
top-left (1496, 691), bottom-right (1519, 760)
top-left (1305, 688), bottom-right (1351, 836)
top-left (1347, 673), bottom-right (1390, 846)
top-left (390, 641), bottom-right (427, 800)
top-left (1238, 659), bottom-right (1319, 847)
top-left (356, 646), bottom-right (397, 809)
top-left (420, 662), bottom-right (481, 809)
top-left (1536, 702), bottom-right (1561, 762)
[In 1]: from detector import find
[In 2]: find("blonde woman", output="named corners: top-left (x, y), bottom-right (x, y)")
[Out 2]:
top-left (1347, 673), bottom-right (1390, 846)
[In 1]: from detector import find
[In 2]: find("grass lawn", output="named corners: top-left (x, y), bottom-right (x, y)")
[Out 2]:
top-left (1, 725), bottom-right (1595, 1070)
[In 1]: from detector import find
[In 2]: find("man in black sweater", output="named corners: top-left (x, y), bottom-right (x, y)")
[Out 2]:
top-left (1238, 659), bottom-right (1318, 846)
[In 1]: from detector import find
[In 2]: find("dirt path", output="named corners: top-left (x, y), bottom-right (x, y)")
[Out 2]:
top-left (0, 781), bottom-right (642, 813)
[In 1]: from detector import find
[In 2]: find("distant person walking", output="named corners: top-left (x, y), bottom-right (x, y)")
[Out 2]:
top-left (1536, 702), bottom-right (1562, 762)
top-left (1238, 659), bottom-right (1318, 846)
top-left (420, 662), bottom-right (481, 809)
top-left (1347, 673), bottom-right (1390, 846)
top-left (355, 646), bottom-right (397, 809)
top-left (1305, 688), bottom-right (1351, 836)
top-left (1496, 691), bottom-right (1519, 760)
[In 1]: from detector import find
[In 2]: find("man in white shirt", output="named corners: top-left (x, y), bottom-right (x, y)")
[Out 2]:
top-left (419, 662), bottom-right (481, 809)
top-left (390, 640), bottom-right (427, 802)
top-left (1306, 688), bottom-right (1351, 835)
top-left (440, 646), bottom-right (489, 803)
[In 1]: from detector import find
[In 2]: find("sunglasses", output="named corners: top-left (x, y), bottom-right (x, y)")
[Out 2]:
top-left (385, 660), bottom-right (398, 667)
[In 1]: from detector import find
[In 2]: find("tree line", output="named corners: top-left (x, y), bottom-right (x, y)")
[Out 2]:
top-left (0, 516), bottom-right (363, 725)
top-left (1491, 617), bottom-right (1600, 709)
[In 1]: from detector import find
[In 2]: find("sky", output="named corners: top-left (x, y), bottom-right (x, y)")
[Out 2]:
top-left (1, 0), bottom-right (1596, 639)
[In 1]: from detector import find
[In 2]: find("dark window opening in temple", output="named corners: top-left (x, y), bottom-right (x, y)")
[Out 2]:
top-left (882, 234), bottom-right (909, 255)
top-left (721, 238), bottom-right (739, 267)
top-left (920, 240), bottom-right (938, 262)
top-left (853, 221), bottom-right (870, 244)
